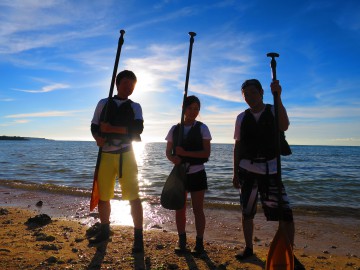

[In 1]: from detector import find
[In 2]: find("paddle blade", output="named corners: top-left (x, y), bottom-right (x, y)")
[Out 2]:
top-left (161, 164), bottom-right (186, 210)
top-left (90, 169), bottom-right (99, 211)
top-left (266, 225), bottom-right (294, 270)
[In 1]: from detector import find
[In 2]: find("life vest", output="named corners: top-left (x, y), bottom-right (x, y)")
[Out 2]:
top-left (239, 104), bottom-right (291, 160)
top-left (100, 98), bottom-right (141, 143)
top-left (172, 121), bottom-right (209, 165)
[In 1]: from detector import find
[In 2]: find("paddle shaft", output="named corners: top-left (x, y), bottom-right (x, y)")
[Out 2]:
top-left (177, 32), bottom-right (196, 145)
top-left (91, 30), bottom-right (125, 209)
top-left (97, 29), bottom-right (125, 151)
top-left (266, 52), bottom-right (284, 217)
top-left (266, 54), bottom-right (294, 270)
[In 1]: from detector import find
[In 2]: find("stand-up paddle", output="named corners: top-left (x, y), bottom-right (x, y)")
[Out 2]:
top-left (90, 29), bottom-right (126, 211)
top-left (265, 52), bottom-right (294, 270)
top-left (161, 32), bottom-right (196, 210)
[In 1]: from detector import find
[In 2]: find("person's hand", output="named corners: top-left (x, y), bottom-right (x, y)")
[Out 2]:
top-left (232, 174), bottom-right (241, 189)
top-left (270, 80), bottom-right (282, 96)
top-left (100, 122), bottom-right (112, 133)
top-left (95, 136), bottom-right (106, 147)
top-left (175, 146), bottom-right (186, 156)
top-left (170, 155), bottom-right (182, 165)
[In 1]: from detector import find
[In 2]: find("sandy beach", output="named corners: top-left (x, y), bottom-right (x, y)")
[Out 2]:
top-left (0, 187), bottom-right (359, 269)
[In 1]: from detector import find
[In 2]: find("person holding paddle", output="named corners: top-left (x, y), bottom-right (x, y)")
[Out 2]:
top-left (165, 95), bottom-right (212, 255)
top-left (232, 79), bottom-right (303, 269)
top-left (90, 70), bottom-right (144, 253)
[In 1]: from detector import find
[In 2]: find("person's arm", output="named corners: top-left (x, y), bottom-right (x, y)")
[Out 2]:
top-left (166, 141), bottom-right (181, 165)
top-left (233, 140), bottom-right (241, 188)
top-left (175, 139), bottom-right (211, 159)
top-left (91, 123), bottom-right (106, 147)
top-left (271, 80), bottom-right (289, 131)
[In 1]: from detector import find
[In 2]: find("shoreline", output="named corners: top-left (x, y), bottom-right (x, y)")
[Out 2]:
top-left (1, 186), bottom-right (360, 269)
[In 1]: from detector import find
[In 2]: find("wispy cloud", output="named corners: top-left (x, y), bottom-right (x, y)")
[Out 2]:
top-left (13, 83), bottom-right (69, 93)
top-left (332, 137), bottom-right (360, 143)
top-left (5, 110), bottom-right (82, 118)
top-left (0, 119), bottom-right (30, 127)
top-left (0, 1), bottom-right (112, 55)
top-left (127, 6), bottom-right (197, 31)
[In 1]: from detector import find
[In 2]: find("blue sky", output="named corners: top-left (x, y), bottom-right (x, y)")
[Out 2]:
top-left (1, 0), bottom-right (360, 146)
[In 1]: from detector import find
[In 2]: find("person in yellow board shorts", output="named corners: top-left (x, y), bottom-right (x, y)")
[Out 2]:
top-left (90, 70), bottom-right (144, 253)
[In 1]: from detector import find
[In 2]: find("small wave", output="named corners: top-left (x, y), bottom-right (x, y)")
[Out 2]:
top-left (0, 179), bottom-right (90, 197)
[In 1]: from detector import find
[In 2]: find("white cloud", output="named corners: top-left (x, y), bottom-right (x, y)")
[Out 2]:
top-left (5, 110), bottom-right (82, 118)
top-left (14, 83), bottom-right (69, 93)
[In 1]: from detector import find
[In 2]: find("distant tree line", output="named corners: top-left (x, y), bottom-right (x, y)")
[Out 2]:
top-left (0, 136), bottom-right (29, 141)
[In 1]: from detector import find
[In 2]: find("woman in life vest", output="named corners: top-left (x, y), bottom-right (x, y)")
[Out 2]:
top-left (165, 95), bottom-right (212, 255)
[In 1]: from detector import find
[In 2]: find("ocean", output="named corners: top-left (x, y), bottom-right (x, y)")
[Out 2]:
top-left (0, 140), bottom-right (359, 219)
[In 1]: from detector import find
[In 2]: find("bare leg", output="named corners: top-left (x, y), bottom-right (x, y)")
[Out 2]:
top-left (89, 200), bottom-right (111, 244)
top-left (130, 198), bottom-right (143, 229)
top-left (190, 190), bottom-right (206, 237)
top-left (98, 200), bottom-right (111, 224)
top-left (242, 218), bottom-right (254, 249)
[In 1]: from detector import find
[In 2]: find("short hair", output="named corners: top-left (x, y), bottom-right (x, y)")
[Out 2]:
top-left (116, 70), bottom-right (137, 85)
top-left (184, 95), bottom-right (201, 110)
top-left (241, 79), bottom-right (263, 92)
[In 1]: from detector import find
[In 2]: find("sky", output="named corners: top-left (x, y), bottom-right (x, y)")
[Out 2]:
top-left (1, 0), bottom-right (360, 146)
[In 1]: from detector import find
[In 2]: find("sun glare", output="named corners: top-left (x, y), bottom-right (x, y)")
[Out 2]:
top-left (131, 69), bottom-right (159, 99)
top-left (109, 200), bottom-right (134, 226)
top-left (132, 141), bottom-right (145, 166)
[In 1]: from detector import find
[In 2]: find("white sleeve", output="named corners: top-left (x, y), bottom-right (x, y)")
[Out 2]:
top-left (131, 102), bottom-right (143, 120)
top-left (91, 98), bottom-right (107, 125)
top-left (270, 105), bottom-right (290, 126)
top-left (200, 123), bottom-right (212, 140)
top-left (233, 112), bottom-right (245, 140)
top-left (165, 125), bottom-right (177, 142)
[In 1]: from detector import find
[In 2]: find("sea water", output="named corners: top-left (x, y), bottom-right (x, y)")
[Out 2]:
top-left (0, 140), bottom-right (359, 218)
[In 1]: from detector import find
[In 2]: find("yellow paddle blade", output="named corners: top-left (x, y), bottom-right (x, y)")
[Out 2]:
top-left (266, 225), bottom-right (294, 270)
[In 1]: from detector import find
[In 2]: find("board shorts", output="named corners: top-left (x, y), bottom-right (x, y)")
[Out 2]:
top-left (185, 169), bottom-right (208, 192)
top-left (238, 167), bottom-right (293, 222)
top-left (97, 150), bottom-right (139, 201)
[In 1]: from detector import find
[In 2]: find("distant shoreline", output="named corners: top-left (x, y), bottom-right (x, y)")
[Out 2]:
top-left (0, 136), bottom-right (48, 141)
top-left (0, 136), bottom-right (28, 141)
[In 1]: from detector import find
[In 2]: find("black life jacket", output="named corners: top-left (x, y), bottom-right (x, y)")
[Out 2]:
top-left (239, 104), bottom-right (291, 160)
top-left (172, 121), bottom-right (209, 165)
top-left (100, 98), bottom-right (141, 143)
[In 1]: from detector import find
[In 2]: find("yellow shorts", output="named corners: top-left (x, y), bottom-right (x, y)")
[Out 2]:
top-left (97, 151), bottom-right (139, 201)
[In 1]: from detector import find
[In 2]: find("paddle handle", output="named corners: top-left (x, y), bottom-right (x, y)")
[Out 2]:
top-left (267, 52), bottom-right (281, 178)
top-left (103, 30), bottom-right (126, 120)
top-left (178, 32), bottom-right (196, 145)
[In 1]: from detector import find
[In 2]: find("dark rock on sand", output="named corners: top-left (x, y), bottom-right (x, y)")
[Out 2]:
top-left (25, 213), bottom-right (52, 228)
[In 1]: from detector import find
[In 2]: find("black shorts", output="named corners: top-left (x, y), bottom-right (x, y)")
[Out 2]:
top-left (238, 167), bottom-right (293, 222)
top-left (185, 169), bottom-right (208, 192)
